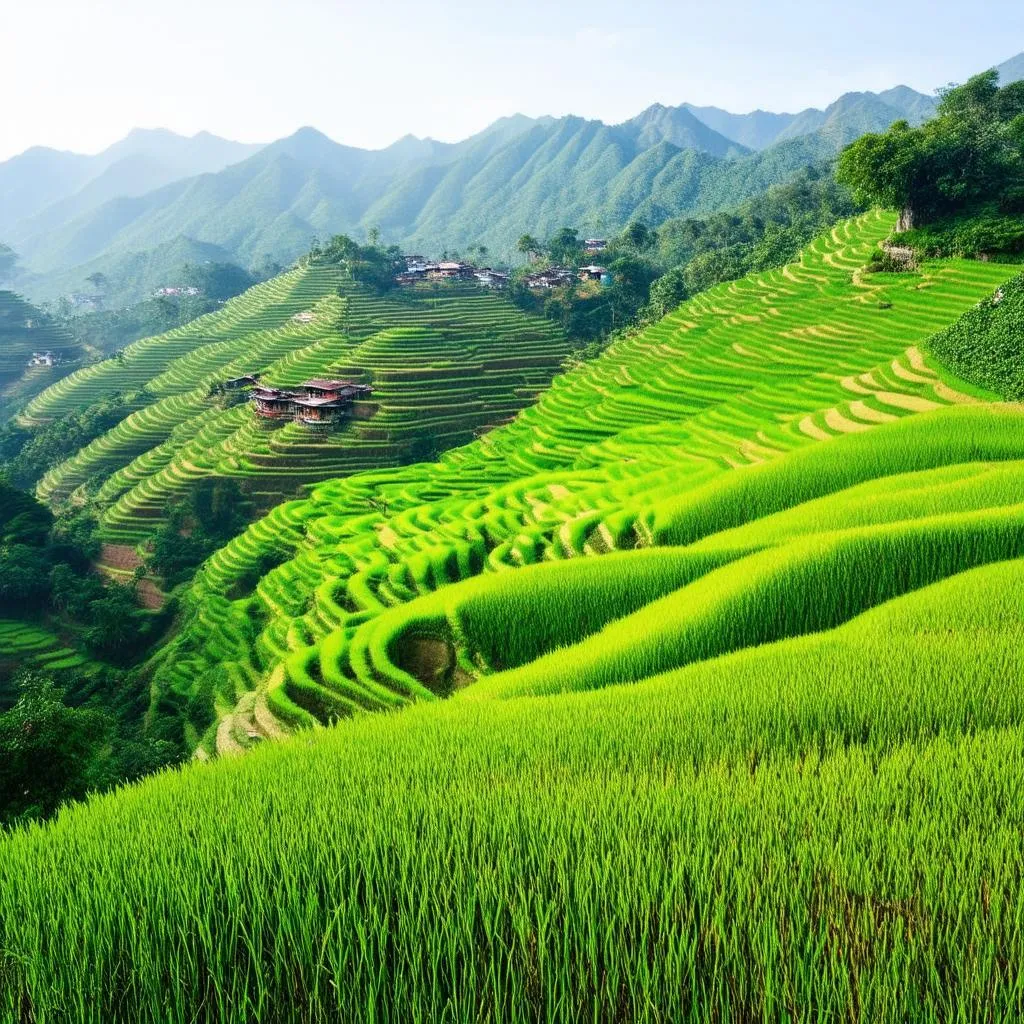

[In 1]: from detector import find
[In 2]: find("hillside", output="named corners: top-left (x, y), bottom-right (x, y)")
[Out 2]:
top-left (0, 291), bottom-right (81, 416)
top-left (134, 211), bottom-right (1020, 751)
top-left (11, 86), bottom-right (927, 302)
top-left (684, 85), bottom-right (937, 150)
top-left (18, 235), bottom-right (248, 309)
top-left (0, 129), bottom-right (263, 240)
top-left (4, 212), bottom-right (1024, 1020)
top-left (26, 269), bottom-right (569, 551)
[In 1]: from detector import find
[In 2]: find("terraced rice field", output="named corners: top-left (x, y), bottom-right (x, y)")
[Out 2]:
top-left (0, 290), bottom-right (80, 416)
top-left (0, 619), bottom-right (94, 678)
top-left (28, 271), bottom-right (567, 546)
top-left (147, 211), bottom-right (1023, 751)
top-left (6, 210), bottom-right (1024, 1021)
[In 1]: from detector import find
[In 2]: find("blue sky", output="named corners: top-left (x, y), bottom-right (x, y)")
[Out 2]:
top-left (3, 0), bottom-right (1021, 160)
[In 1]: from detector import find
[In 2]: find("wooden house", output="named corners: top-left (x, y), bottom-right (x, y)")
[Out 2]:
top-left (251, 379), bottom-right (372, 427)
top-left (251, 385), bottom-right (298, 419)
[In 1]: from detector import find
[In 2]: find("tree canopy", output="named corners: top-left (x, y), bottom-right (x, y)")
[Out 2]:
top-left (837, 71), bottom-right (1024, 227)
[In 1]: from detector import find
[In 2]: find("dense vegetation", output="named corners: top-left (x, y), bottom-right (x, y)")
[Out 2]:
top-left (927, 271), bottom-right (1024, 397)
top-left (3, 212), bottom-right (1024, 1019)
top-left (0, 392), bottom-right (131, 487)
top-left (839, 71), bottom-right (1024, 250)
top-left (508, 168), bottom-right (859, 339)
top-left (0, 478), bottom-right (180, 825)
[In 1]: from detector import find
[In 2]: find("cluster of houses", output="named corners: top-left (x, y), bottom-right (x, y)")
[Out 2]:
top-left (396, 257), bottom-right (510, 289)
top-left (213, 375), bottom-right (373, 428)
top-left (154, 286), bottom-right (202, 298)
top-left (395, 243), bottom-right (611, 292)
top-left (522, 264), bottom-right (610, 290)
top-left (26, 350), bottom-right (59, 368)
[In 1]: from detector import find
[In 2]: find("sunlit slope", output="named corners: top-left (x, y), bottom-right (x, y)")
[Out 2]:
top-left (4, 556), bottom-right (1024, 1021)
top-left (150, 210), bottom-right (1021, 750)
top-left (27, 274), bottom-right (567, 542)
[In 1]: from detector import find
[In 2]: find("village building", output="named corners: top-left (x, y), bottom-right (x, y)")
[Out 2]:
top-left (27, 351), bottom-right (57, 368)
top-left (212, 374), bottom-right (261, 394)
top-left (251, 378), bottom-right (372, 428)
top-left (578, 265), bottom-right (608, 282)
top-left (474, 268), bottom-right (509, 288)
top-left (584, 238), bottom-right (608, 254)
top-left (426, 261), bottom-right (475, 281)
top-left (524, 266), bottom-right (576, 290)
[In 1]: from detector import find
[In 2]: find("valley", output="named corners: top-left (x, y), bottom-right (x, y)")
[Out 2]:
top-left (1, 38), bottom-right (1023, 1024)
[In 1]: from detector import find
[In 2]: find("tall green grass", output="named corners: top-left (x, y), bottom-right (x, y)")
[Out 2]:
top-left (4, 560), bottom-right (1024, 1021)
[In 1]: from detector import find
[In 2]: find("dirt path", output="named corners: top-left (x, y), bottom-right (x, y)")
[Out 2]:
top-left (96, 543), bottom-right (166, 610)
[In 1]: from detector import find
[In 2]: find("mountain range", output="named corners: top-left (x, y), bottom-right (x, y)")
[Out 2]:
top-left (3, 52), bottom-right (1022, 307)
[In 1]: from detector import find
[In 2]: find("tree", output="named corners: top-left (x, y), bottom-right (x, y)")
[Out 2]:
top-left (517, 234), bottom-right (543, 262)
top-left (623, 221), bottom-right (654, 251)
top-left (548, 227), bottom-right (583, 265)
top-left (0, 674), bottom-right (114, 824)
top-left (837, 71), bottom-right (1024, 229)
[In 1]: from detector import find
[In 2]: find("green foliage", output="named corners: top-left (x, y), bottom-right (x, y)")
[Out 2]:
top-left (314, 234), bottom-right (403, 292)
top-left (0, 670), bottom-right (179, 826)
top-left (892, 205), bottom-right (1024, 260)
top-left (179, 261), bottom-right (255, 302)
top-left (837, 71), bottom-right (1024, 226)
top-left (926, 273), bottom-right (1024, 398)
top-left (0, 392), bottom-right (130, 487)
top-left (150, 479), bottom-right (249, 586)
top-left (0, 674), bottom-right (113, 824)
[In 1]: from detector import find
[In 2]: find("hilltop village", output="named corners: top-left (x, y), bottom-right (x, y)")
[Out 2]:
top-left (395, 238), bottom-right (609, 290)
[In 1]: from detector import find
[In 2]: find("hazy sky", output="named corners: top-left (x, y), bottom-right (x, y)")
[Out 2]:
top-left (3, 0), bottom-right (1022, 161)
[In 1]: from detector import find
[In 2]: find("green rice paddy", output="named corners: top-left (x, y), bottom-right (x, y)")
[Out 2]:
top-left (27, 269), bottom-right (568, 547)
top-left (4, 210), bottom-right (1024, 1021)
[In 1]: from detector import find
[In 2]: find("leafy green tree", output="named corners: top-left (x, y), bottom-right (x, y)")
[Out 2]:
top-left (547, 227), bottom-right (583, 265)
top-left (622, 221), bottom-right (654, 251)
top-left (181, 261), bottom-right (255, 302)
top-left (837, 71), bottom-right (1024, 228)
top-left (516, 235), bottom-right (543, 261)
top-left (0, 674), bottom-right (115, 824)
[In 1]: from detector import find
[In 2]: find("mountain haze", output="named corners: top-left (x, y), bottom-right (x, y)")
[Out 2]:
top-left (0, 129), bottom-right (263, 240)
top-left (997, 51), bottom-right (1024, 83)
top-left (7, 88), bottom-right (924, 304)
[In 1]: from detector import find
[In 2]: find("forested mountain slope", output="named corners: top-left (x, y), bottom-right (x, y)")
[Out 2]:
top-left (144, 211), bottom-right (1021, 752)
top-left (4, 211), bottom-right (1024, 1021)
top-left (12, 85), bottom-right (932, 301)
top-left (0, 128), bottom-right (262, 239)
top-left (684, 85), bottom-right (937, 150)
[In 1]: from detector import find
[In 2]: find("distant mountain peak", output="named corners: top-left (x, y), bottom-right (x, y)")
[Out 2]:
top-left (997, 51), bottom-right (1024, 84)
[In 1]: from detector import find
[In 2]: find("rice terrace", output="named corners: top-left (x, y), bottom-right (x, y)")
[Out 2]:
top-left (1, 11), bottom-right (1024, 1023)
